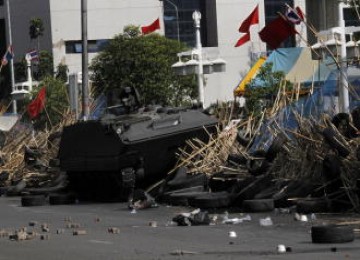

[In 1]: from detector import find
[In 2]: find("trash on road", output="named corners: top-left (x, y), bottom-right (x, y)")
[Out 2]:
top-left (259, 217), bottom-right (273, 226)
top-left (172, 208), bottom-right (210, 226)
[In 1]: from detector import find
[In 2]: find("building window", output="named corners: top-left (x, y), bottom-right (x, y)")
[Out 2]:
top-left (0, 0), bottom-right (3, 6)
top-left (264, 0), bottom-right (295, 48)
top-left (65, 39), bottom-right (109, 54)
top-left (344, 8), bottom-right (360, 27)
top-left (162, 0), bottom-right (218, 47)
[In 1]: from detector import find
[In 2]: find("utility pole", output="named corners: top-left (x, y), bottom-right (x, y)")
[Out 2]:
top-left (81, 0), bottom-right (90, 120)
top-left (5, 0), bottom-right (16, 114)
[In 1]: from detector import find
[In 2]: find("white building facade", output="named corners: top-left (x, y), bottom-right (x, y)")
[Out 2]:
top-left (0, 0), bottom-right (329, 107)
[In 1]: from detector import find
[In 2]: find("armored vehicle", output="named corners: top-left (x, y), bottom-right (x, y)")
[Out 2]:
top-left (58, 87), bottom-right (218, 201)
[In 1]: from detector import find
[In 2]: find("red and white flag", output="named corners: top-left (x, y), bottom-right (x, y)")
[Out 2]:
top-left (258, 15), bottom-right (297, 49)
top-left (235, 33), bottom-right (250, 47)
top-left (27, 87), bottom-right (46, 119)
top-left (141, 18), bottom-right (160, 35)
top-left (285, 6), bottom-right (304, 25)
top-left (238, 5), bottom-right (259, 33)
top-left (235, 5), bottom-right (259, 48)
top-left (1, 45), bottom-right (14, 66)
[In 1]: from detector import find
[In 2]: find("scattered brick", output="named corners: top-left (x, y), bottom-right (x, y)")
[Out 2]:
top-left (0, 230), bottom-right (10, 238)
top-left (40, 234), bottom-right (50, 240)
top-left (56, 229), bottom-right (65, 234)
top-left (26, 231), bottom-right (37, 240)
top-left (73, 229), bottom-right (87, 236)
top-left (149, 221), bottom-right (157, 227)
top-left (29, 221), bottom-right (38, 227)
top-left (108, 227), bottom-right (120, 234)
top-left (10, 231), bottom-right (27, 241)
top-left (66, 223), bottom-right (81, 229)
top-left (41, 223), bottom-right (50, 232)
top-left (19, 227), bottom-right (27, 233)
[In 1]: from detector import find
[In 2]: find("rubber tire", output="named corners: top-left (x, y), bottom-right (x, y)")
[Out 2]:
top-left (21, 195), bottom-right (47, 207)
top-left (236, 130), bottom-right (251, 147)
top-left (49, 158), bottom-right (60, 167)
top-left (242, 199), bottom-right (274, 212)
top-left (332, 113), bottom-right (357, 138)
top-left (6, 180), bottom-right (27, 196)
top-left (188, 191), bottom-right (232, 209)
top-left (234, 174), bottom-right (274, 202)
top-left (254, 179), bottom-right (288, 199)
top-left (0, 171), bottom-right (9, 182)
top-left (272, 180), bottom-right (315, 208)
top-left (296, 198), bottom-right (330, 214)
top-left (246, 150), bottom-right (269, 175)
top-left (167, 191), bottom-right (209, 206)
top-left (351, 106), bottom-right (360, 130)
top-left (266, 134), bottom-right (287, 161)
top-left (0, 131), bottom-right (6, 148)
top-left (209, 172), bottom-right (240, 192)
top-left (166, 172), bottom-right (207, 191)
top-left (47, 131), bottom-right (62, 148)
top-left (160, 185), bottom-right (205, 203)
top-left (311, 225), bottom-right (354, 243)
top-left (323, 154), bottom-right (341, 181)
top-left (49, 193), bottom-right (76, 205)
top-left (322, 128), bottom-right (350, 157)
top-left (227, 153), bottom-right (247, 166)
top-left (356, 146), bottom-right (360, 161)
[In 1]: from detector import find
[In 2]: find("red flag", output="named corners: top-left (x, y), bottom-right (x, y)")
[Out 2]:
top-left (295, 6), bottom-right (305, 20)
top-left (258, 16), bottom-right (297, 49)
top-left (27, 87), bottom-right (46, 119)
top-left (141, 18), bottom-right (160, 35)
top-left (239, 5), bottom-right (259, 33)
top-left (235, 33), bottom-right (250, 47)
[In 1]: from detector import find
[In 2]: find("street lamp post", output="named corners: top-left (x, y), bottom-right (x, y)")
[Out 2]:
top-left (5, 0), bottom-right (16, 114)
top-left (171, 11), bottom-right (226, 108)
top-left (193, 10), bottom-right (204, 107)
top-left (160, 0), bottom-right (180, 42)
top-left (338, 1), bottom-right (349, 113)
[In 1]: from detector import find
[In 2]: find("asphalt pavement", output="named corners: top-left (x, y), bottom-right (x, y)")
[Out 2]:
top-left (0, 196), bottom-right (359, 260)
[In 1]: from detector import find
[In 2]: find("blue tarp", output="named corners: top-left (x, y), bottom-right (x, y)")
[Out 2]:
top-left (249, 66), bottom-right (360, 153)
top-left (251, 47), bottom-right (337, 88)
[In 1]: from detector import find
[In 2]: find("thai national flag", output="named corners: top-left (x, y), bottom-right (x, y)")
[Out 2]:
top-left (285, 7), bottom-right (304, 25)
top-left (1, 45), bottom-right (14, 66)
top-left (26, 50), bottom-right (39, 61)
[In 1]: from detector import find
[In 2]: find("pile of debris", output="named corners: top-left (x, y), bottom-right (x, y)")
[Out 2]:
top-left (1, 91), bottom-right (360, 215)
top-left (152, 94), bottom-right (360, 214)
top-left (0, 112), bottom-right (75, 197)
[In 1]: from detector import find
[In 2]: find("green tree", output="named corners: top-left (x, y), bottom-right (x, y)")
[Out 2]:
top-left (90, 25), bottom-right (197, 107)
top-left (244, 62), bottom-right (291, 116)
top-left (15, 51), bottom-right (55, 82)
top-left (29, 18), bottom-right (44, 50)
top-left (25, 76), bottom-right (69, 129)
top-left (35, 50), bottom-right (54, 80)
top-left (55, 63), bottom-right (69, 83)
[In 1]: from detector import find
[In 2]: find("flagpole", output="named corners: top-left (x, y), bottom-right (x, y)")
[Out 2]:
top-left (5, 0), bottom-right (16, 114)
top-left (81, 0), bottom-right (90, 120)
